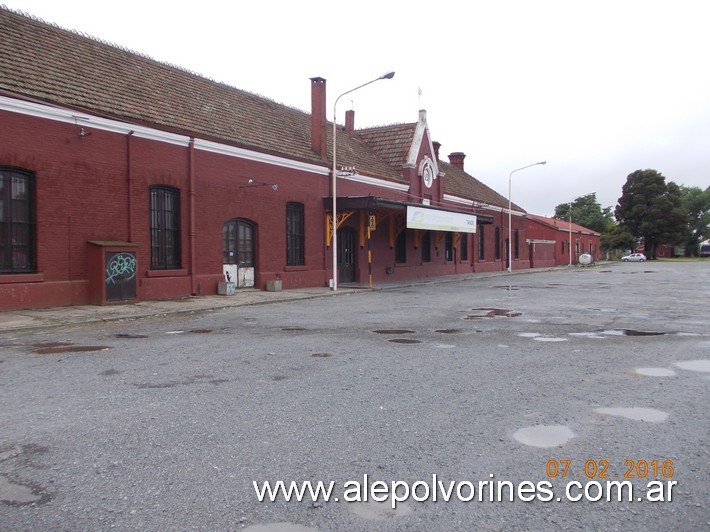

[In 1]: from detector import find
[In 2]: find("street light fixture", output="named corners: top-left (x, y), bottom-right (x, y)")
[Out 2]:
top-left (331, 71), bottom-right (395, 291)
top-left (508, 161), bottom-right (546, 273)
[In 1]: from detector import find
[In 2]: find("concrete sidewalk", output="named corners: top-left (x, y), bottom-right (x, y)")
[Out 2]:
top-left (0, 266), bottom-right (590, 333)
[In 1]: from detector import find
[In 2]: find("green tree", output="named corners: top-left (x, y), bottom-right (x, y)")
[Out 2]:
top-left (614, 169), bottom-right (687, 259)
top-left (553, 192), bottom-right (614, 234)
top-left (600, 224), bottom-right (636, 252)
top-left (679, 185), bottom-right (710, 255)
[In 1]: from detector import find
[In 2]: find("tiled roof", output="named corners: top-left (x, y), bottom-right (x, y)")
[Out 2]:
top-left (527, 213), bottom-right (600, 235)
top-left (356, 123), bottom-right (418, 169)
top-left (0, 7), bottom-right (403, 181)
top-left (438, 159), bottom-right (524, 212)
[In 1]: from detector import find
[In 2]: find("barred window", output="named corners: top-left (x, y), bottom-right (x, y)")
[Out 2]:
top-left (286, 202), bottom-right (305, 266)
top-left (0, 168), bottom-right (36, 273)
top-left (150, 186), bottom-right (181, 269)
top-left (478, 225), bottom-right (485, 260)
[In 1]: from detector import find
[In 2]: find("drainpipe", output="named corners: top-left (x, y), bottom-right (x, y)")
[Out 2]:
top-left (126, 131), bottom-right (134, 241)
top-left (189, 138), bottom-right (197, 295)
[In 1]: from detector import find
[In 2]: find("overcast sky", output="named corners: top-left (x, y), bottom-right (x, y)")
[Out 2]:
top-left (6, 0), bottom-right (709, 216)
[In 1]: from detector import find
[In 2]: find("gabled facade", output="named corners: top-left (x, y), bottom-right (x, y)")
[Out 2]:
top-left (526, 214), bottom-right (601, 267)
top-left (1, 7), bottom-right (528, 311)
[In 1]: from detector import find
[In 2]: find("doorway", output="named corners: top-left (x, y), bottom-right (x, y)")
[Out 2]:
top-left (337, 228), bottom-right (356, 283)
top-left (223, 219), bottom-right (255, 288)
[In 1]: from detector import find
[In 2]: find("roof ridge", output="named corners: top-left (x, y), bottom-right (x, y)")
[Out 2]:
top-left (0, 5), bottom-right (309, 116)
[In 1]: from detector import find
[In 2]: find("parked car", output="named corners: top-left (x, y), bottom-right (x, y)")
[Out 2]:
top-left (621, 253), bottom-right (646, 262)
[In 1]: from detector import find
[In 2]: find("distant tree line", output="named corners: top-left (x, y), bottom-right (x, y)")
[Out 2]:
top-left (553, 169), bottom-right (709, 259)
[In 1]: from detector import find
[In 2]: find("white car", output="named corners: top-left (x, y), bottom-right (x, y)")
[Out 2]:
top-left (622, 253), bottom-right (646, 262)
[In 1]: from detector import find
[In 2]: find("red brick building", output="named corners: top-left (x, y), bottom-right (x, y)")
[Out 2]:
top-left (1, 7), bottom-right (531, 311)
top-left (526, 214), bottom-right (601, 267)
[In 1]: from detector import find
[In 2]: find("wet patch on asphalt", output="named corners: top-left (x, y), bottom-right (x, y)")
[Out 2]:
top-left (373, 329), bottom-right (416, 334)
top-left (513, 425), bottom-right (575, 448)
top-left (674, 359), bottom-right (710, 372)
top-left (33, 344), bottom-right (111, 354)
top-left (634, 367), bottom-right (677, 377)
top-left (388, 338), bottom-right (422, 344)
top-left (132, 374), bottom-right (229, 389)
top-left (348, 500), bottom-right (413, 520)
top-left (464, 308), bottom-right (521, 320)
top-left (594, 407), bottom-right (668, 423)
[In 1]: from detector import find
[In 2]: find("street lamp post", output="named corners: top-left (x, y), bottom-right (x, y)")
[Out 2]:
top-left (508, 161), bottom-right (546, 273)
top-left (568, 201), bottom-right (572, 268)
top-left (331, 71), bottom-right (394, 291)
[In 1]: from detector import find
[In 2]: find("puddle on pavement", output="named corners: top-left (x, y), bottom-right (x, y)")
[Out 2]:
top-left (594, 407), bottom-right (668, 423)
top-left (635, 367), bottom-right (677, 377)
top-left (115, 333), bottom-right (148, 339)
top-left (0, 475), bottom-right (44, 505)
top-left (435, 344), bottom-right (456, 349)
top-left (311, 352), bottom-right (332, 358)
top-left (189, 329), bottom-right (212, 334)
top-left (165, 330), bottom-right (185, 335)
top-left (243, 523), bottom-right (319, 532)
top-left (349, 500), bottom-right (413, 520)
top-left (603, 329), bottom-right (666, 336)
top-left (282, 327), bottom-right (307, 331)
top-left (518, 332), bottom-right (567, 342)
top-left (465, 308), bottom-right (521, 320)
top-left (388, 338), bottom-right (422, 344)
top-left (436, 329), bottom-right (462, 334)
top-left (674, 359), bottom-right (710, 373)
top-left (513, 425), bottom-right (575, 448)
top-left (374, 329), bottom-right (415, 334)
top-left (32, 342), bottom-right (71, 348)
top-left (34, 345), bottom-right (111, 354)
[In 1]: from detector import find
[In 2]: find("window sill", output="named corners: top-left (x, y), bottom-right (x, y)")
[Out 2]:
top-left (145, 269), bottom-right (188, 278)
top-left (0, 272), bottom-right (44, 284)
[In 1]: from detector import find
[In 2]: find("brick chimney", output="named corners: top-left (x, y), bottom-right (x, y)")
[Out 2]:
top-left (448, 151), bottom-right (466, 170)
top-left (345, 110), bottom-right (355, 133)
top-left (310, 77), bottom-right (327, 158)
top-left (432, 141), bottom-right (441, 161)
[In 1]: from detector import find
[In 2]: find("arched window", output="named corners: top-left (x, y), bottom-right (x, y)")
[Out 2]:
top-left (223, 219), bottom-right (254, 267)
top-left (0, 167), bottom-right (36, 273)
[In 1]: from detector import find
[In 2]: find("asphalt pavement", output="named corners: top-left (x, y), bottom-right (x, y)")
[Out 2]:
top-left (1, 261), bottom-right (708, 531)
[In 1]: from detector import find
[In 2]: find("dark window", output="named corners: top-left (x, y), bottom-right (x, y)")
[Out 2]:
top-left (444, 232), bottom-right (453, 261)
top-left (150, 186), bottom-right (181, 269)
top-left (286, 202), bottom-right (305, 266)
top-left (460, 233), bottom-right (468, 261)
top-left (395, 230), bottom-right (406, 263)
top-left (561, 240), bottom-right (565, 254)
top-left (421, 231), bottom-right (431, 262)
top-left (494, 227), bottom-right (501, 260)
top-left (223, 219), bottom-right (254, 266)
top-left (478, 225), bottom-right (485, 260)
top-left (0, 168), bottom-right (36, 273)
top-left (514, 229), bottom-right (520, 259)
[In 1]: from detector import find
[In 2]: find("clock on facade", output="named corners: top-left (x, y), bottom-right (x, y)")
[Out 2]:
top-left (422, 162), bottom-right (434, 188)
